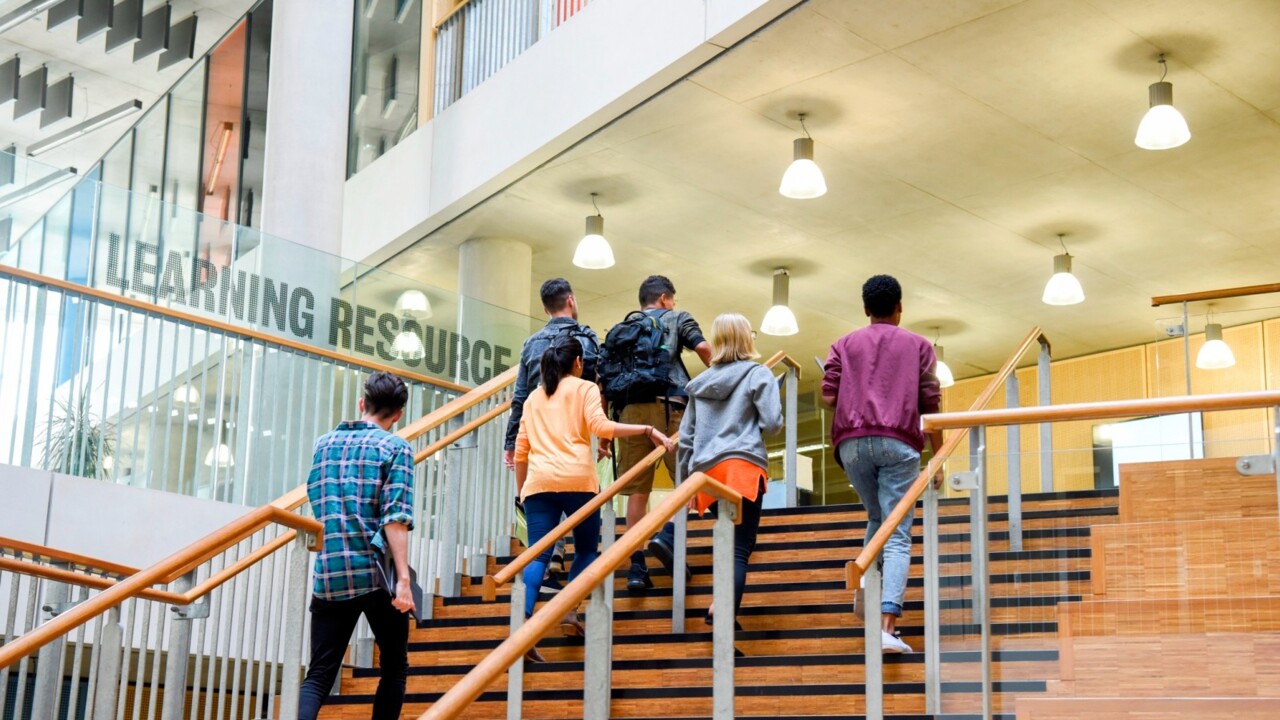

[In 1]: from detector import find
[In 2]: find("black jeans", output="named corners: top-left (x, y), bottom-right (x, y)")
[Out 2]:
top-left (298, 590), bottom-right (409, 720)
top-left (656, 477), bottom-right (765, 615)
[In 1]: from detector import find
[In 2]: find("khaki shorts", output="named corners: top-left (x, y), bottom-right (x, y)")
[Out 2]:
top-left (615, 401), bottom-right (683, 495)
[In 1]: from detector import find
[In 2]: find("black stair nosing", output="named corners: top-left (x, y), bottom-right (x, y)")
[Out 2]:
top-left (361, 647), bottom-right (1059, 678)
top-left (408, 621), bottom-right (1059, 652)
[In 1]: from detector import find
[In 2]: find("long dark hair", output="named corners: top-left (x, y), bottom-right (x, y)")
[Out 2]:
top-left (540, 340), bottom-right (582, 396)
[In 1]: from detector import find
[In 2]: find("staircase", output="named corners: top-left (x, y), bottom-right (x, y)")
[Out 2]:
top-left (319, 487), bottom-right (1122, 719)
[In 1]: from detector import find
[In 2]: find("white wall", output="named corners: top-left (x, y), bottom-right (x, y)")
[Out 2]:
top-left (0, 463), bottom-right (249, 568)
top-left (342, 0), bottom-right (803, 266)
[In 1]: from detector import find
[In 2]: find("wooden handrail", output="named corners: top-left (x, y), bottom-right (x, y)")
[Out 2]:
top-left (0, 506), bottom-right (320, 669)
top-left (421, 472), bottom-right (742, 720)
top-left (0, 557), bottom-right (186, 604)
top-left (0, 536), bottom-right (140, 578)
top-left (923, 390), bottom-right (1280, 431)
top-left (847, 327), bottom-right (1046, 584)
top-left (1151, 282), bottom-right (1280, 307)
top-left (0, 263), bottom-right (469, 394)
top-left (433, 0), bottom-right (476, 29)
top-left (481, 351), bottom-right (801, 602)
top-left (414, 400), bottom-right (512, 463)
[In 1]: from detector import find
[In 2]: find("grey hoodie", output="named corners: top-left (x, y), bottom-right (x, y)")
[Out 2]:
top-left (676, 360), bottom-right (784, 481)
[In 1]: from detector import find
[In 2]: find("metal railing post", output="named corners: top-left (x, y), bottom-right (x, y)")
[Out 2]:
top-left (1273, 405), bottom-right (1280, 514)
top-left (277, 530), bottom-right (312, 720)
top-left (923, 482), bottom-right (941, 715)
top-left (439, 415), bottom-right (471, 598)
top-left (90, 607), bottom-right (122, 720)
top-left (863, 561), bottom-right (883, 720)
top-left (968, 435), bottom-right (983, 622)
top-left (1037, 342), bottom-right (1054, 492)
top-left (583, 581), bottom-right (613, 719)
top-left (672, 462), bottom-right (689, 634)
top-left (972, 425), bottom-right (992, 720)
top-left (31, 575), bottom-right (69, 720)
top-left (785, 365), bottom-right (798, 507)
top-left (711, 500), bottom-right (735, 720)
top-left (1005, 374), bottom-right (1023, 551)
top-left (161, 572), bottom-right (198, 720)
top-left (506, 577), bottom-right (525, 720)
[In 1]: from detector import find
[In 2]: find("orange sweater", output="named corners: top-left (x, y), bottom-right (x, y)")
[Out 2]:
top-left (514, 377), bottom-right (620, 500)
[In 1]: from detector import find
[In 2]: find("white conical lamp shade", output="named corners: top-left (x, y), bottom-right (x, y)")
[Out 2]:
top-left (1195, 323), bottom-right (1235, 369)
top-left (1135, 82), bottom-right (1190, 150)
top-left (779, 138), bottom-right (827, 199)
top-left (204, 443), bottom-right (234, 468)
top-left (935, 358), bottom-right (955, 388)
top-left (173, 384), bottom-right (201, 406)
top-left (1042, 254), bottom-right (1085, 306)
top-left (761, 305), bottom-right (799, 336)
top-left (395, 290), bottom-right (432, 317)
top-left (391, 330), bottom-right (425, 360)
top-left (573, 214), bottom-right (614, 269)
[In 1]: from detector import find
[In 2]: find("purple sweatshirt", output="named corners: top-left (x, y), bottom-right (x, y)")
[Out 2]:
top-left (822, 322), bottom-right (941, 459)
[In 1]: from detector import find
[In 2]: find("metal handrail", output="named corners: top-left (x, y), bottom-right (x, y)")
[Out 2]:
top-left (420, 472), bottom-right (744, 720)
top-left (846, 326), bottom-right (1047, 583)
top-left (922, 390), bottom-right (1280, 430)
top-left (0, 364), bottom-right (519, 669)
top-left (483, 351), bottom-right (800, 601)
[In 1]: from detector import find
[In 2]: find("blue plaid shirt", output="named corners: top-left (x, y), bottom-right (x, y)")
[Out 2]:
top-left (307, 420), bottom-right (415, 601)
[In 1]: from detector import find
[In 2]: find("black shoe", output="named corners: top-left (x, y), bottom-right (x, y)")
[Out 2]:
top-left (647, 535), bottom-right (693, 583)
top-left (626, 562), bottom-right (653, 591)
top-left (540, 575), bottom-right (564, 596)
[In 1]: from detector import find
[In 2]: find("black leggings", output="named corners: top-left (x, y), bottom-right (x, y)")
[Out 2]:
top-left (657, 477), bottom-right (765, 615)
top-left (298, 590), bottom-right (409, 720)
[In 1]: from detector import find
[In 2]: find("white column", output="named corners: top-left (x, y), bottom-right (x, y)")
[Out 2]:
top-left (454, 238), bottom-right (533, 386)
top-left (260, 0), bottom-right (353, 256)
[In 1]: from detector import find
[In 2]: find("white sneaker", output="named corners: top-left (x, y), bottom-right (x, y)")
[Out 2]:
top-left (881, 631), bottom-right (912, 654)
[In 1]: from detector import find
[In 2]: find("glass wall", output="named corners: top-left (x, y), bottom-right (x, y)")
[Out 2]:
top-left (348, 0), bottom-right (423, 176)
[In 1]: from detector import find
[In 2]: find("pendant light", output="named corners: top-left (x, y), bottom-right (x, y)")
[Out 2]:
top-left (1041, 234), bottom-right (1085, 306)
top-left (395, 289), bottom-right (432, 318)
top-left (173, 383), bottom-right (201, 406)
top-left (204, 443), bottom-right (234, 468)
top-left (391, 326), bottom-right (426, 360)
top-left (1195, 308), bottom-right (1235, 370)
top-left (572, 192), bottom-right (615, 269)
top-left (760, 268), bottom-right (799, 336)
top-left (931, 328), bottom-right (956, 388)
top-left (1135, 54), bottom-right (1191, 150)
top-left (778, 113), bottom-right (827, 200)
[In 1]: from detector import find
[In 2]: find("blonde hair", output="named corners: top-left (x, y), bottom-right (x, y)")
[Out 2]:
top-left (709, 313), bottom-right (760, 365)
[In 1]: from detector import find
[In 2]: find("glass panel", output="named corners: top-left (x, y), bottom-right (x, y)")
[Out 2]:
top-left (348, 0), bottom-right (422, 176)
top-left (238, 0), bottom-right (274, 229)
top-left (201, 22), bottom-right (247, 224)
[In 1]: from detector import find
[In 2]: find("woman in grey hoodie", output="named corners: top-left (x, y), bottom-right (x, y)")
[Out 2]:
top-left (675, 313), bottom-right (783, 626)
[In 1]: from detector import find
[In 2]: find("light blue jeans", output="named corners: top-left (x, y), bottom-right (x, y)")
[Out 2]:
top-left (839, 436), bottom-right (919, 616)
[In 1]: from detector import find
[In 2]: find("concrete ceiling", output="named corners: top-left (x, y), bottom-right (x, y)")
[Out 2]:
top-left (0, 0), bottom-right (257, 172)
top-left (385, 0), bottom-right (1280, 384)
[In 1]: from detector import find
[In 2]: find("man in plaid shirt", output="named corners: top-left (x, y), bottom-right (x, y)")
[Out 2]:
top-left (299, 372), bottom-right (416, 720)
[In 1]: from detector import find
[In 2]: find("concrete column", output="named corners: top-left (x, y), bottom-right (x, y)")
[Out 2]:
top-left (454, 238), bottom-right (533, 385)
top-left (261, 0), bottom-right (354, 256)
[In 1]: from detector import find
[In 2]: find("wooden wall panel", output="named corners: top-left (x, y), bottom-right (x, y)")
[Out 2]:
top-left (1117, 458), bottom-right (1278, 522)
top-left (1090, 517), bottom-right (1280, 599)
top-left (940, 366), bottom-right (1040, 498)
top-left (1052, 633), bottom-right (1280, 697)
top-left (1017, 697), bottom-right (1280, 720)
top-left (1045, 347), bottom-right (1147, 492)
top-left (1057, 596), bottom-right (1280, 640)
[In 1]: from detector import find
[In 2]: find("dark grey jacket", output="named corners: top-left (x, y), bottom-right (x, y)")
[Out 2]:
top-left (676, 360), bottom-right (783, 481)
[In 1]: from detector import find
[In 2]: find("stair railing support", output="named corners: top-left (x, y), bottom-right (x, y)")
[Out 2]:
top-left (784, 364), bottom-right (799, 508)
top-left (584, 454), bottom-right (616, 720)
top-left (672, 465), bottom-right (689, 634)
top-left (863, 560), bottom-right (883, 720)
top-left (278, 530), bottom-right (313, 720)
top-left (506, 577), bottom-right (525, 720)
top-left (923, 482), bottom-right (942, 715)
top-left (90, 607), bottom-right (122, 720)
top-left (1273, 405), bottom-right (1279, 507)
top-left (1037, 340), bottom-right (1054, 492)
top-left (439, 414), bottom-right (472, 598)
top-left (711, 499), bottom-right (736, 720)
top-left (160, 572), bottom-right (198, 720)
top-left (972, 425), bottom-right (993, 720)
top-left (31, 573), bottom-right (69, 720)
top-left (1005, 374), bottom-right (1023, 551)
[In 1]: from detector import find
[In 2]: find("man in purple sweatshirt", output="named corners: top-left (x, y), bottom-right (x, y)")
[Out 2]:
top-left (821, 275), bottom-right (943, 654)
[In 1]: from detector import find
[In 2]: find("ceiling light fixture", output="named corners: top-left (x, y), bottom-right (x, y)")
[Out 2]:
top-left (1135, 54), bottom-right (1191, 151)
top-left (760, 268), bottom-right (799, 336)
top-left (1041, 234), bottom-right (1085, 306)
top-left (572, 192), bottom-right (615, 269)
top-left (0, 165), bottom-right (77, 209)
top-left (395, 289), bottom-right (432, 317)
top-left (172, 383), bottom-right (201, 406)
top-left (932, 328), bottom-right (956, 388)
top-left (779, 113), bottom-right (827, 200)
top-left (391, 325), bottom-right (425, 360)
top-left (204, 443), bottom-right (235, 468)
top-left (28, 100), bottom-right (143, 157)
top-left (205, 122), bottom-right (234, 195)
top-left (1196, 308), bottom-right (1235, 370)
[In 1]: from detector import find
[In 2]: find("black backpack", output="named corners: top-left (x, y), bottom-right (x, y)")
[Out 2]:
top-left (599, 310), bottom-right (674, 407)
top-left (551, 323), bottom-right (602, 383)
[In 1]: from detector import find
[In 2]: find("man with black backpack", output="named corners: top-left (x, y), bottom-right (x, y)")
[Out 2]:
top-left (600, 275), bottom-right (711, 591)
top-left (504, 278), bottom-right (603, 592)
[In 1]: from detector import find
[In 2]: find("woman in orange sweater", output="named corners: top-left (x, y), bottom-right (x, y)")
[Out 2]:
top-left (515, 340), bottom-right (674, 642)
